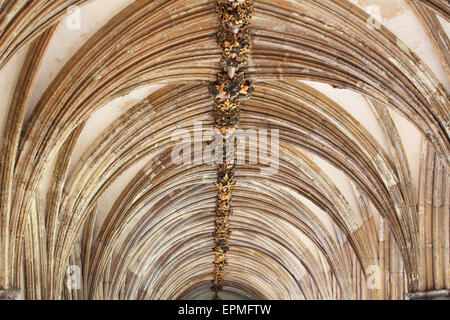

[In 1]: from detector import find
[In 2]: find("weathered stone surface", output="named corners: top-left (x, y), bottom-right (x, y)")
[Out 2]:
top-left (0, 0), bottom-right (448, 301)
top-left (0, 289), bottom-right (21, 300)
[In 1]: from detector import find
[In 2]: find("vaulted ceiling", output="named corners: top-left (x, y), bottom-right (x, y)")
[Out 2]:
top-left (0, 0), bottom-right (448, 300)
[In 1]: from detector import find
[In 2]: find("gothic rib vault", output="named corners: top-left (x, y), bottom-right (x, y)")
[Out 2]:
top-left (0, 0), bottom-right (449, 300)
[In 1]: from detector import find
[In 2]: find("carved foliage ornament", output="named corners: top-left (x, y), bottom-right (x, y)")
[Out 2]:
top-left (211, 0), bottom-right (253, 294)
top-left (216, 0), bottom-right (253, 29)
